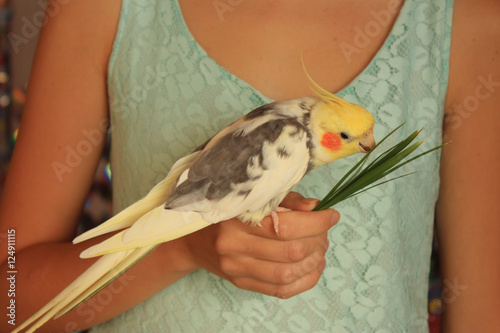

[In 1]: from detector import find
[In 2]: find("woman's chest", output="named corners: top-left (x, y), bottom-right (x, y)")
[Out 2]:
top-left (178, 0), bottom-right (403, 100)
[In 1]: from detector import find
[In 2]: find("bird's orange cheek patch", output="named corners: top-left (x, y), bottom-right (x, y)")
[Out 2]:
top-left (321, 132), bottom-right (341, 151)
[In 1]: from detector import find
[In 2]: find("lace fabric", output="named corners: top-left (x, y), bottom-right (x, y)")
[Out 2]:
top-left (94, 0), bottom-right (453, 331)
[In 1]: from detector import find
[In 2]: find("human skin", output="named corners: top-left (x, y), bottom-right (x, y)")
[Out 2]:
top-left (1, 0), bottom-right (499, 332)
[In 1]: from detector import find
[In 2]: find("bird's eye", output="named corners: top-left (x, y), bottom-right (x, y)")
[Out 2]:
top-left (340, 132), bottom-right (349, 140)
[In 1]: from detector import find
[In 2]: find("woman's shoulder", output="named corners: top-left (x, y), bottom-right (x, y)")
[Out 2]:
top-left (42, 0), bottom-right (122, 67)
top-left (446, 0), bottom-right (500, 108)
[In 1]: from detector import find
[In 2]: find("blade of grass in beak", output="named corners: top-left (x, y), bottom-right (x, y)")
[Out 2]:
top-left (359, 141), bottom-right (425, 183)
top-left (338, 171), bottom-right (422, 204)
top-left (315, 141), bottom-right (424, 210)
top-left (337, 123), bottom-right (407, 178)
top-left (337, 128), bottom-right (421, 193)
top-left (380, 143), bottom-right (447, 178)
top-left (313, 123), bottom-right (445, 211)
top-left (314, 124), bottom-right (408, 211)
top-left (346, 123), bottom-right (410, 180)
top-left (373, 122), bottom-right (407, 148)
top-left (313, 151), bottom-right (372, 210)
top-left (364, 130), bottom-right (421, 171)
top-left (328, 141), bottom-right (424, 205)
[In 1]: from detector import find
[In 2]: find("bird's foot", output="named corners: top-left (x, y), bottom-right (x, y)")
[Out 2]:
top-left (270, 207), bottom-right (291, 236)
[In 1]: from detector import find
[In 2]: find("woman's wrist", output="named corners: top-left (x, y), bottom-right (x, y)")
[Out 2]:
top-left (155, 233), bottom-right (204, 276)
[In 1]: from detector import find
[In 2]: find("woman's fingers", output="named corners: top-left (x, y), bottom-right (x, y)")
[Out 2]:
top-left (279, 191), bottom-right (320, 211)
top-left (218, 242), bottom-right (328, 284)
top-left (244, 208), bottom-right (339, 241)
top-left (243, 191), bottom-right (340, 240)
top-left (215, 231), bottom-right (328, 263)
top-left (184, 192), bottom-right (340, 299)
top-left (228, 258), bottom-right (327, 299)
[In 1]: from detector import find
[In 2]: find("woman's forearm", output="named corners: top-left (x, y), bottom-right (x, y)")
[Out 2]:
top-left (0, 235), bottom-right (196, 332)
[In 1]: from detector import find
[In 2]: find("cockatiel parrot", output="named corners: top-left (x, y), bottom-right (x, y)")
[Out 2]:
top-left (14, 89), bottom-right (375, 332)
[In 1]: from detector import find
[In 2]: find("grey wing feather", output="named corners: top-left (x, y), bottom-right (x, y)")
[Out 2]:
top-left (165, 116), bottom-right (305, 210)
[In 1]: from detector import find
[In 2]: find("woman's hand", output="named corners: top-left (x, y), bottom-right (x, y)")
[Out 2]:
top-left (183, 192), bottom-right (339, 299)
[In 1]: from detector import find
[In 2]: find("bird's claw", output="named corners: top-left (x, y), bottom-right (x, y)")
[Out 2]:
top-left (270, 207), bottom-right (291, 236)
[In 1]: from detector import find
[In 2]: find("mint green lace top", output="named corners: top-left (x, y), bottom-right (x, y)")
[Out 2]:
top-left (95, 0), bottom-right (453, 331)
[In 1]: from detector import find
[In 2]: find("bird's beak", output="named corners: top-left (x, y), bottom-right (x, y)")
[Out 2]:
top-left (359, 128), bottom-right (375, 153)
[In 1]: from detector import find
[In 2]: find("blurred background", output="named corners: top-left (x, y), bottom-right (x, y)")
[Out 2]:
top-left (0, 1), bottom-right (442, 331)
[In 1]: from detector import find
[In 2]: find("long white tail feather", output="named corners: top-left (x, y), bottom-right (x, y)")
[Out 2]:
top-left (72, 184), bottom-right (168, 244)
top-left (14, 207), bottom-right (209, 332)
top-left (73, 152), bottom-right (199, 244)
top-left (80, 208), bottom-right (211, 258)
top-left (13, 152), bottom-right (205, 332)
top-left (55, 245), bottom-right (157, 319)
top-left (124, 207), bottom-right (207, 244)
top-left (11, 249), bottom-right (136, 333)
top-left (15, 208), bottom-right (210, 332)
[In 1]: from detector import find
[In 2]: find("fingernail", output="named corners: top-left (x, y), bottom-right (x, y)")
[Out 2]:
top-left (303, 198), bottom-right (320, 207)
top-left (330, 210), bottom-right (340, 226)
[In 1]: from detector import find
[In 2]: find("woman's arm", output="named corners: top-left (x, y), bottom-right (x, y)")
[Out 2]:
top-left (0, 1), bottom-right (337, 331)
top-left (0, 0), bottom-right (118, 253)
top-left (0, 0), bottom-right (124, 330)
top-left (438, 0), bottom-right (500, 331)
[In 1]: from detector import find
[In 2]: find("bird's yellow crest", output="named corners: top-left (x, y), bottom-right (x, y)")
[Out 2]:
top-left (301, 55), bottom-right (375, 138)
top-left (301, 55), bottom-right (353, 110)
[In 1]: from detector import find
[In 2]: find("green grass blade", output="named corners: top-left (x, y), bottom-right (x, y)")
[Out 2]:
top-left (346, 124), bottom-right (411, 181)
top-left (314, 128), bottom-right (413, 211)
top-left (314, 150), bottom-right (374, 211)
top-left (334, 141), bottom-right (424, 199)
top-left (337, 129), bottom-right (421, 196)
top-left (338, 171), bottom-right (422, 204)
top-left (313, 123), bottom-right (445, 211)
top-left (323, 153), bottom-right (370, 196)
top-left (379, 143), bottom-right (446, 178)
top-left (373, 122), bottom-right (406, 148)
top-left (364, 130), bottom-right (421, 171)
